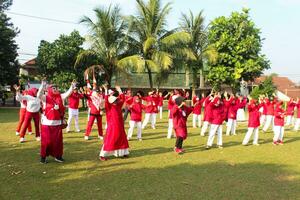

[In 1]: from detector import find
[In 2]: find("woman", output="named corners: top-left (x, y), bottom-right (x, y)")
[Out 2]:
top-left (99, 86), bottom-right (129, 161)
top-left (38, 80), bottom-right (75, 163)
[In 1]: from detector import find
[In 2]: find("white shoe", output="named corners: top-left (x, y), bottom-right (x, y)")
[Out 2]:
top-left (218, 145), bottom-right (223, 149)
top-left (253, 143), bottom-right (260, 146)
top-left (28, 132), bottom-right (33, 135)
top-left (152, 126), bottom-right (156, 129)
top-left (66, 129), bottom-right (70, 133)
top-left (138, 138), bottom-right (142, 141)
top-left (84, 136), bottom-right (90, 140)
top-left (36, 137), bottom-right (41, 141)
top-left (16, 131), bottom-right (20, 136)
top-left (200, 134), bottom-right (205, 137)
top-left (20, 137), bottom-right (25, 143)
top-left (127, 137), bottom-right (131, 141)
top-left (98, 136), bottom-right (103, 140)
top-left (76, 129), bottom-right (81, 133)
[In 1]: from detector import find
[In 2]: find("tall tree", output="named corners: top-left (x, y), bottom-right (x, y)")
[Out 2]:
top-left (180, 10), bottom-right (217, 91)
top-left (36, 30), bottom-right (84, 89)
top-left (119, 0), bottom-right (194, 89)
top-left (75, 5), bottom-right (131, 86)
top-left (0, 0), bottom-right (19, 86)
top-left (207, 8), bottom-right (270, 90)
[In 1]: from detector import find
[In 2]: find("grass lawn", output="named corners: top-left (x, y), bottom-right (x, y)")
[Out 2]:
top-left (0, 107), bottom-right (300, 200)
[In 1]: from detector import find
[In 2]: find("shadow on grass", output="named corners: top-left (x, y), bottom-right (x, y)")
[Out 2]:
top-left (0, 108), bottom-right (19, 123)
top-left (1, 140), bottom-right (300, 200)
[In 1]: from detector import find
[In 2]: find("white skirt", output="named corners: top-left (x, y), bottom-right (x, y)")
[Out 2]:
top-left (99, 146), bottom-right (129, 157)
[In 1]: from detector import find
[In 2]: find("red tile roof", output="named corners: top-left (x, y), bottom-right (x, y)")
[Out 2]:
top-left (254, 76), bottom-right (300, 99)
top-left (23, 58), bottom-right (36, 66)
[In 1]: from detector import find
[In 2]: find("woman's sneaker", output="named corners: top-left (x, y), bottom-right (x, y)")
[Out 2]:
top-left (40, 157), bottom-right (47, 164)
top-left (55, 157), bottom-right (64, 163)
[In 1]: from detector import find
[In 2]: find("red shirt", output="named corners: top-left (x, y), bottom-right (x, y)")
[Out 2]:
top-left (125, 94), bottom-right (133, 107)
top-left (85, 93), bottom-right (103, 115)
top-left (192, 96), bottom-right (204, 115)
top-left (158, 96), bottom-right (164, 107)
top-left (265, 99), bottom-right (275, 115)
top-left (172, 105), bottom-right (193, 140)
top-left (129, 103), bottom-right (145, 122)
top-left (210, 97), bottom-right (225, 125)
top-left (247, 101), bottom-right (261, 128)
top-left (274, 106), bottom-right (285, 126)
top-left (68, 92), bottom-right (84, 109)
top-left (286, 100), bottom-right (296, 116)
top-left (203, 97), bottom-right (213, 122)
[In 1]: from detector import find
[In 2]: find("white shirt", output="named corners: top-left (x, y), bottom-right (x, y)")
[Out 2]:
top-left (16, 93), bottom-right (41, 113)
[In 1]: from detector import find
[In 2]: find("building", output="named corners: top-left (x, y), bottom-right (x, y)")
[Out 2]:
top-left (254, 76), bottom-right (300, 99)
top-left (19, 58), bottom-right (39, 77)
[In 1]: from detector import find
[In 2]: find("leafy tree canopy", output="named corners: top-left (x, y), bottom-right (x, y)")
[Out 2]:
top-left (37, 30), bottom-right (85, 85)
top-left (207, 8), bottom-right (270, 90)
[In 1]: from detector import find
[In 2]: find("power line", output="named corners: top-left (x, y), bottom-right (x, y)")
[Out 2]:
top-left (5, 11), bottom-right (79, 25)
top-left (19, 52), bottom-right (37, 56)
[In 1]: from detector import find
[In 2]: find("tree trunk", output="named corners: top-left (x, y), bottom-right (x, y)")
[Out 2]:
top-left (147, 67), bottom-right (153, 90)
top-left (199, 68), bottom-right (204, 88)
top-left (185, 68), bottom-right (190, 87)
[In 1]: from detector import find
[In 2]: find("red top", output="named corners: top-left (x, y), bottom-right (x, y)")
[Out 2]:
top-left (247, 100), bottom-right (261, 128)
top-left (296, 100), bottom-right (300, 118)
top-left (203, 97), bottom-right (213, 122)
top-left (286, 100), bottom-right (296, 116)
top-left (274, 106), bottom-right (285, 126)
top-left (45, 95), bottom-right (64, 120)
top-left (125, 94), bottom-right (133, 107)
top-left (158, 96), bottom-right (164, 106)
top-left (210, 97), bottom-right (225, 125)
top-left (172, 105), bottom-right (193, 140)
top-left (68, 92), bottom-right (84, 109)
top-left (265, 98), bottom-right (275, 115)
top-left (225, 97), bottom-right (247, 120)
top-left (192, 96), bottom-right (204, 115)
top-left (85, 93), bottom-right (103, 115)
top-left (129, 99), bottom-right (145, 122)
top-left (143, 96), bottom-right (155, 113)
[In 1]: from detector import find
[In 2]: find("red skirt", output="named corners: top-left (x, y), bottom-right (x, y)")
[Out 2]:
top-left (40, 125), bottom-right (63, 158)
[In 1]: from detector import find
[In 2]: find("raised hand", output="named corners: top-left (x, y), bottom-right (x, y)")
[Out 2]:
top-left (13, 84), bottom-right (20, 91)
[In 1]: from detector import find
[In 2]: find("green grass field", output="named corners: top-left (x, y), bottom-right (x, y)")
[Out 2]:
top-left (0, 108), bottom-right (299, 200)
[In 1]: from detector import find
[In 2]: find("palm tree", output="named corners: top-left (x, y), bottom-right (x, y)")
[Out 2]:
top-left (118, 0), bottom-right (195, 89)
top-left (75, 5), bottom-right (131, 86)
top-left (180, 10), bottom-right (217, 92)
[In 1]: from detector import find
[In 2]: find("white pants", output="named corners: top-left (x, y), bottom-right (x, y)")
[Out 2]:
top-left (263, 115), bottom-right (273, 131)
top-left (260, 115), bottom-right (266, 126)
top-left (242, 127), bottom-right (259, 145)
top-left (207, 124), bottom-right (222, 147)
top-left (226, 119), bottom-right (236, 135)
top-left (127, 120), bottom-right (142, 139)
top-left (285, 115), bottom-right (294, 126)
top-left (294, 118), bottom-right (300, 131)
top-left (192, 114), bottom-right (202, 128)
top-left (273, 126), bottom-right (284, 142)
top-left (142, 113), bottom-right (156, 129)
top-left (201, 121), bottom-right (210, 136)
top-left (167, 119), bottom-right (174, 138)
top-left (66, 108), bottom-right (80, 132)
top-left (158, 106), bottom-right (163, 119)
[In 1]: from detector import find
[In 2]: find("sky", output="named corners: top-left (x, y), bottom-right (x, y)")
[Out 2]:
top-left (5, 0), bottom-right (300, 83)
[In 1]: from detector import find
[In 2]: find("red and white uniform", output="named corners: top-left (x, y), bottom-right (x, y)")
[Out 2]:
top-left (100, 93), bottom-right (129, 157)
top-left (273, 103), bottom-right (285, 143)
top-left (225, 97), bottom-right (247, 136)
top-left (15, 91), bottom-right (32, 135)
top-left (158, 95), bottom-right (164, 119)
top-left (294, 100), bottom-right (300, 131)
top-left (66, 91), bottom-right (84, 132)
top-left (242, 100), bottom-right (261, 145)
top-left (39, 83), bottom-right (73, 159)
top-left (262, 98), bottom-right (275, 132)
top-left (16, 88), bottom-right (41, 140)
top-left (285, 99), bottom-right (296, 126)
top-left (192, 96), bottom-right (204, 128)
top-left (207, 97), bottom-right (225, 147)
top-left (142, 95), bottom-right (157, 129)
top-left (127, 97), bottom-right (145, 140)
top-left (84, 91), bottom-right (104, 138)
top-left (200, 96), bottom-right (213, 136)
top-left (167, 94), bottom-right (178, 138)
top-left (172, 105), bottom-right (193, 140)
